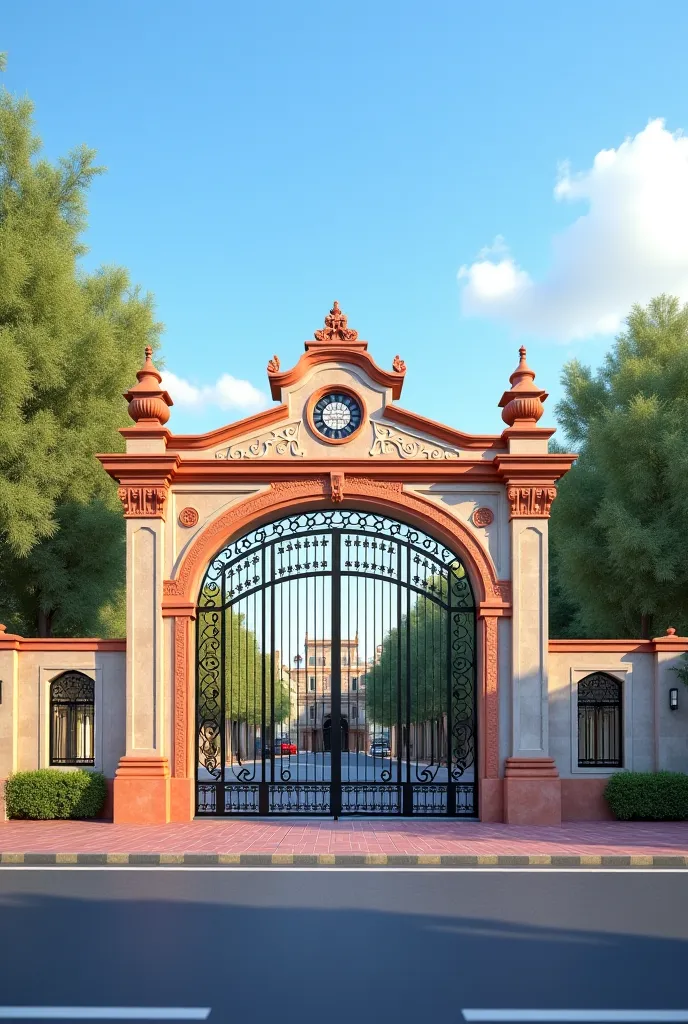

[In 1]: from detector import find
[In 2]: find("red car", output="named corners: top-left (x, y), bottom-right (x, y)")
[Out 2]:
top-left (275, 739), bottom-right (297, 755)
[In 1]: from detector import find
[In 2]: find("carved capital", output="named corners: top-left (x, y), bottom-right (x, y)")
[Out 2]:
top-left (117, 484), bottom-right (168, 519)
top-left (507, 485), bottom-right (556, 519)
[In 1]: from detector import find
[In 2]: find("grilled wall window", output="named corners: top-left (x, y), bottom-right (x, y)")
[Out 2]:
top-left (309, 676), bottom-right (316, 691)
top-left (351, 677), bottom-right (358, 691)
top-left (309, 705), bottom-right (315, 721)
top-left (50, 671), bottom-right (95, 766)
top-left (577, 672), bottom-right (622, 768)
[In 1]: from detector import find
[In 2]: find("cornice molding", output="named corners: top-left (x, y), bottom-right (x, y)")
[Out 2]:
top-left (267, 347), bottom-right (405, 401)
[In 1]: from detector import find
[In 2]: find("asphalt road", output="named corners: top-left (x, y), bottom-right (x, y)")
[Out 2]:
top-left (0, 869), bottom-right (686, 1023)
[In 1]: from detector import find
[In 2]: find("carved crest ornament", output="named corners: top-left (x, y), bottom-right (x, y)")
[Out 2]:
top-left (313, 301), bottom-right (359, 344)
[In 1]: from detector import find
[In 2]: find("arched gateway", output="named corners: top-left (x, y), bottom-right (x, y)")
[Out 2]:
top-left (98, 301), bottom-right (577, 824)
top-left (196, 508), bottom-right (476, 817)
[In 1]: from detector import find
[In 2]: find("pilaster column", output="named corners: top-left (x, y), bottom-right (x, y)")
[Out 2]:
top-left (113, 485), bottom-right (170, 823)
top-left (503, 484), bottom-right (560, 824)
top-left (98, 345), bottom-right (177, 824)
top-left (162, 602), bottom-right (197, 822)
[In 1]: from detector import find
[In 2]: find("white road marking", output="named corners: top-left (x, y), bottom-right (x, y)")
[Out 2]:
top-left (0, 1012), bottom-right (210, 1020)
top-left (462, 1013), bottom-right (688, 1023)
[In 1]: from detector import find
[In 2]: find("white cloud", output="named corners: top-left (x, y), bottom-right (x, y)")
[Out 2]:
top-left (162, 371), bottom-right (269, 413)
top-left (458, 119), bottom-right (688, 340)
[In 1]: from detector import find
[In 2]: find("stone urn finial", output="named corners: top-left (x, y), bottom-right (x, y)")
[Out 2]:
top-left (498, 346), bottom-right (548, 426)
top-left (123, 346), bottom-right (173, 426)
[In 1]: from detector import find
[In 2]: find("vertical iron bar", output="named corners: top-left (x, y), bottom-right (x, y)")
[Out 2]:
top-left (259, 544), bottom-right (268, 814)
top-left (331, 529), bottom-right (342, 817)
top-left (404, 544), bottom-right (412, 815)
top-left (396, 543), bottom-right (402, 803)
top-left (219, 572), bottom-right (226, 816)
top-left (446, 571), bottom-right (455, 816)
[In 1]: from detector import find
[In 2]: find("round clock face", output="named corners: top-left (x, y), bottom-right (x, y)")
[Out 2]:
top-left (312, 391), bottom-right (363, 441)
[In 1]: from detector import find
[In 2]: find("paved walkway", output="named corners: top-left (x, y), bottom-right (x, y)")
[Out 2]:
top-left (0, 819), bottom-right (687, 861)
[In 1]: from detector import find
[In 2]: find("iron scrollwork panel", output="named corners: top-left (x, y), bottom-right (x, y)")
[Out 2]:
top-left (196, 509), bottom-right (477, 816)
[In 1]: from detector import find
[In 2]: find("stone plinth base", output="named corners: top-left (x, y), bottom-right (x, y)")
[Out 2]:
top-left (113, 756), bottom-right (170, 824)
top-left (503, 757), bottom-right (561, 825)
top-left (479, 778), bottom-right (504, 822)
top-left (170, 777), bottom-right (195, 822)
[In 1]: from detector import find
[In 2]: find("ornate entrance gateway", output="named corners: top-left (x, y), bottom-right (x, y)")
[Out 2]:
top-left (196, 508), bottom-right (476, 816)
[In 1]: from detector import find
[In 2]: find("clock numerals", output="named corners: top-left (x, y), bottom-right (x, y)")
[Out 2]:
top-left (312, 391), bottom-right (362, 441)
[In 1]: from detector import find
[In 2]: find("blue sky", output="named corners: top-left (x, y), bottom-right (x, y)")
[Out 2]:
top-left (4, 1), bottom-right (688, 437)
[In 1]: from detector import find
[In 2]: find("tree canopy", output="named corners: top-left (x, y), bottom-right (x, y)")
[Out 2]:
top-left (550, 295), bottom-right (688, 639)
top-left (0, 73), bottom-right (162, 636)
top-left (364, 572), bottom-right (473, 730)
top-left (223, 608), bottom-right (292, 726)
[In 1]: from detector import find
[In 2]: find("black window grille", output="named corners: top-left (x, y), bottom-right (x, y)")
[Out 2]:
top-left (50, 671), bottom-right (95, 766)
top-left (577, 672), bottom-right (622, 767)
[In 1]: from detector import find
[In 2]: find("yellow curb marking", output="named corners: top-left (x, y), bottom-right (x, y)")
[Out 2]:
top-left (1, 853), bottom-right (24, 864)
top-left (317, 854), bottom-right (336, 865)
top-left (630, 855), bottom-right (654, 866)
top-left (55, 853), bottom-right (78, 864)
top-left (271, 854), bottom-right (294, 865)
top-left (364, 855), bottom-right (388, 865)
top-left (477, 855), bottom-right (499, 865)
top-left (218, 854), bottom-right (241, 865)
top-left (160, 853), bottom-right (184, 865)
top-left (106, 853), bottom-right (129, 864)
top-left (528, 855), bottom-right (551, 865)
top-left (417, 855), bottom-right (442, 865)
top-left (579, 855), bottom-right (602, 865)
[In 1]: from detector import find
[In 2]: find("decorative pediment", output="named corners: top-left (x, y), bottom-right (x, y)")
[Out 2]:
top-left (369, 422), bottom-right (459, 460)
top-left (215, 422), bottom-right (305, 460)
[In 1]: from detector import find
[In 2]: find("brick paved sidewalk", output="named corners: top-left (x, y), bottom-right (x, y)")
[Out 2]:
top-left (0, 819), bottom-right (687, 867)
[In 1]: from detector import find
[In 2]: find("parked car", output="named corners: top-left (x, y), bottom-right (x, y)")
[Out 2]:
top-left (369, 740), bottom-right (391, 757)
top-left (275, 738), bottom-right (297, 755)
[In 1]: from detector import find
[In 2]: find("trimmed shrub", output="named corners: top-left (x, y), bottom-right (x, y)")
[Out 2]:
top-left (5, 769), bottom-right (107, 820)
top-left (604, 771), bottom-right (688, 821)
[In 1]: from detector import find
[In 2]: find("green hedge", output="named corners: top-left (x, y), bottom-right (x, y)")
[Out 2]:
top-left (605, 771), bottom-right (688, 821)
top-left (5, 769), bottom-right (107, 820)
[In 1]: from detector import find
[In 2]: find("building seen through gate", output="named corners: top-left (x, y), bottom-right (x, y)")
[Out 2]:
top-left (1, 301), bottom-right (687, 823)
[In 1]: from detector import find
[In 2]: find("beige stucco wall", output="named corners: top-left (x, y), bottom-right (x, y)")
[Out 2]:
top-left (548, 649), bottom-right (688, 778)
top-left (0, 649), bottom-right (125, 784)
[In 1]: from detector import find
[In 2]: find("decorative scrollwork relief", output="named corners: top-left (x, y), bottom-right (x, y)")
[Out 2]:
top-left (179, 506), bottom-right (199, 528)
top-left (215, 423), bottom-right (305, 460)
top-left (472, 506), bottom-right (494, 527)
top-left (368, 422), bottom-right (459, 460)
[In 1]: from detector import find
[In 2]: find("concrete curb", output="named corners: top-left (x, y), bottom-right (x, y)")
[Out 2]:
top-left (0, 852), bottom-right (687, 867)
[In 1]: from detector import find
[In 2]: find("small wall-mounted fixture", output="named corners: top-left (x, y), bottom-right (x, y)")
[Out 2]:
top-left (0, 679), bottom-right (2, 704)
top-left (669, 687), bottom-right (679, 711)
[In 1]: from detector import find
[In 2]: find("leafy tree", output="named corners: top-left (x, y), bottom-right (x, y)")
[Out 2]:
top-left (364, 571), bottom-right (473, 730)
top-left (224, 608), bottom-right (291, 726)
top-left (550, 295), bottom-right (688, 639)
top-left (0, 67), bottom-right (161, 636)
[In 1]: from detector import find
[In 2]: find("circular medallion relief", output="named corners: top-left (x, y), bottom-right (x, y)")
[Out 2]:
top-left (179, 506), bottom-right (199, 528)
top-left (472, 506), bottom-right (494, 527)
top-left (307, 386), bottom-right (365, 444)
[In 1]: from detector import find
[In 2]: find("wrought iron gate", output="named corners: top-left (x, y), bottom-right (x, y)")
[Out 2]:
top-left (195, 509), bottom-right (476, 816)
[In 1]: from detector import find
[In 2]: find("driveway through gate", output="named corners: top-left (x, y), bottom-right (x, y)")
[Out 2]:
top-left (196, 508), bottom-right (477, 817)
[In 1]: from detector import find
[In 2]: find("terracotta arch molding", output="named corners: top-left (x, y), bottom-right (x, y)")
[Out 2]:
top-left (163, 477), bottom-right (508, 610)
top-left (163, 477), bottom-right (509, 801)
